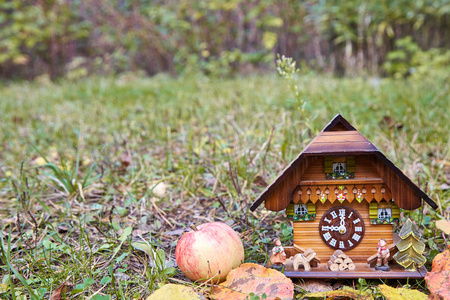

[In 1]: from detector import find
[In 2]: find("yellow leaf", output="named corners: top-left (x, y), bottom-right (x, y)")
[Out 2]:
top-left (436, 219), bottom-right (450, 235)
top-left (146, 284), bottom-right (202, 300)
top-left (304, 287), bottom-right (373, 300)
top-left (13, 55), bottom-right (29, 65)
top-left (262, 32), bottom-right (278, 50)
top-left (0, 283), bottom-right (9, 293)
top-left (34, 157), bottom-right (47, 166)
top-left (378, 284), bottom-right (427, 300)
top-left (265, 17), bottom-right (283, 28)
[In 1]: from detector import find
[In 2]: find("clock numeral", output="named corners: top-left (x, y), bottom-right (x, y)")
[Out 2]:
top-left (348, 240), bottom-right (354, 247)
top-left (330, 238), bottom-right (337, 247)
top-left (353, 218), bottom-right (361, 224)
top-left (323, 232), bottom-right (332, 241)
top-left (330, 211), bottom-right (338, 219)
top-left (339, 209), bottom-right (346, 217)
top-left (348, 211), bottom-right (353, 218)
top-left (324, 217), bottom-right (332, 224)
top-left (339, 241), bottom-right (345, 249)
top-left (352, 233), bottom-right (361, 241)
top-left (322, 225), bottom-right (330, 231)
top-left (355, 226), bottom-right (363, 232)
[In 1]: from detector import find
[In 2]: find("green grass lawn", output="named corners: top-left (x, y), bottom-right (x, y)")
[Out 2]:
top-left (0, 73), bottom-right (449, 299)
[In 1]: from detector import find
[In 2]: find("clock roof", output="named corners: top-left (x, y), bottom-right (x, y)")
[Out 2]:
top-left (250, 114), bottom-right (437, 211)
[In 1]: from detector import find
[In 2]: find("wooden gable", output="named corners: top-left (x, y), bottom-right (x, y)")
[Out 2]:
top-left (250, 114), bottom-right (437, 211)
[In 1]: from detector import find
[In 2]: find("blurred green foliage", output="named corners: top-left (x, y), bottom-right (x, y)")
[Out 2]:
top-left (383, 36), bottom-right (450, 78)
top-left (0, 0), bottom-right (448, 79)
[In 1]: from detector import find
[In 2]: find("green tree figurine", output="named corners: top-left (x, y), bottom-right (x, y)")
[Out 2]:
top-left (393, 219), bottom-right (426, 271)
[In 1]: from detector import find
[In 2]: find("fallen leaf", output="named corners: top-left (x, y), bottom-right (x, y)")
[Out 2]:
top-left (146, 284), bottom-right (202, 300)
top-left (378, 284), bottom-right (427, 300)
top-left (212, 263), bottom-right (294, 300)
top-left (50, 281), bottom-right (74, 300)
top-left (164, 228), bottom-right (187, 236)
top-left (436, 220), bottom-right (450, 235)
top-left (120, 152), bottom-right (131, 169)
top-left (132, 242), bottom-right (153, 256)
top-left (33, 157), bottom-right (47, 166)
top-left (297, 279), bottom-right (332, 293)
top-left (151, 182), bottom-right (168, 198)
top-left (303, 286), bottom-right (373, 300)
top-left (425, 246), bottom-right (450, 300)
top-left (253, 176), bottom-right (268, 187)
top-left (439, 183), bottom-right (450, 191)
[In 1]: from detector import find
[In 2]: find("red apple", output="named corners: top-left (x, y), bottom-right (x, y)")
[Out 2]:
top-left (175, 222), bottom-right (245, 283)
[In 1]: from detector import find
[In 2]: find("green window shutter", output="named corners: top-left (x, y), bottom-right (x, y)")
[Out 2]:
top-left (307, 203), bottom-right (315, 213)
top-left (347, 156), bottom-right (356, 173)
top-left (286, 203), bottom-right (295, 215)
top-left (391, 203), bottom-right (400, 218)
top-left (369, 203), bottom-right (378, 219)
top-left (324, 157), bottom-right (333, 173)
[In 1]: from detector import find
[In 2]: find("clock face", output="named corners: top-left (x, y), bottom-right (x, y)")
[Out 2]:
top-left (319, 206), bottom-right (365, 251)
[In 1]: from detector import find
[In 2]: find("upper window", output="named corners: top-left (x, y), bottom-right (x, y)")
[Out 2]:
top-left (378, 207), bottom-right (392, 219)
top-left (333, 162), bottom-right (347, 173)
top-left (294, 204), bottom-right (308, 215)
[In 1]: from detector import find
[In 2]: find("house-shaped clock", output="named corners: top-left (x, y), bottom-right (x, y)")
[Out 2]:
top-left (251, 114), bottom-right (437, 279)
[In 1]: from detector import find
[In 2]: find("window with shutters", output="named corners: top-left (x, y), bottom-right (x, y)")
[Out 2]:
top-left (378, 207), bottom-right (392, 219)
top-left (294, 204), bottom-right (308, 215)
top-left (325, 157), bottom-right (354, 179)
top-left (370, 202), bottom-right (399, 224)
top-left (333, 162), bottom-right (347, 173)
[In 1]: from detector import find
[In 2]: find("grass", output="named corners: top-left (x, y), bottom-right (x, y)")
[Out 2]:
top-left (0, 71), bottom-right (449, 299)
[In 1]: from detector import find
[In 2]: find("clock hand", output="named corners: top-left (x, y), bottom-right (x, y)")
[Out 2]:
top-left (323, 225), bottom-right (340, 231)
top-left (338, 216), bottom-right (347, 234)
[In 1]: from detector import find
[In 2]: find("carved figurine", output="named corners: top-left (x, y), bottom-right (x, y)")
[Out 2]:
top-left (268, 238), bottom-right (286, 267)
top-left (375, 239), bottom-right (391, 271)
top-left (285, 248), bottom-right (317, 271)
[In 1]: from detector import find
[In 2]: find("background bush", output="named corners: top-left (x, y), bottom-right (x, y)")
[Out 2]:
top-left (0, 0), bottom-right (449, 79)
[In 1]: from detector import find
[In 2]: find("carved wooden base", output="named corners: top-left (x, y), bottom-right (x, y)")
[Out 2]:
top-left (283, 262), bottom-right (427, 279)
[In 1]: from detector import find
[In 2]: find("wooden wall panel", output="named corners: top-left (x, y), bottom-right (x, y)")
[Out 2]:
top-left (293, 201), bottom-right (393, 262)
top-left (265, 157), bottom-right (315, 211)
top-left (370, 155), bottom-right (422, 210)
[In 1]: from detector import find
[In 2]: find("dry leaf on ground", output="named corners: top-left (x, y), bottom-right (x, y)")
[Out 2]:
top-left (297, 279), bottom-right (332, 293)
top-left (212, 263), bottom-right (294, 300)
top-left (378, 284), bottom-right (427, 300)
top-left (436, 220), bottom-right (450, 235)
top-left (146, 284), bottom-right (203, 300)
top-left (425, 245), bottom-right (450, 300)
top-left (50, 281), bottom-right (74, 300)
top-left (151, 182), bottom-right (168, 198)
top-left (303, 286), bottom-right (373, 300)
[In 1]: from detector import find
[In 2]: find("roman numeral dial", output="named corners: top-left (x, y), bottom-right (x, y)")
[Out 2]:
top-left (318, 206), bottom-right (365, 251)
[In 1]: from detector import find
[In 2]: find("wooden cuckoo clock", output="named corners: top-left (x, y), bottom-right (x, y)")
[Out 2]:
top-left (250, 114), bottom-right (437, 279)
top-left (319, 206), bottom-right (365, 251)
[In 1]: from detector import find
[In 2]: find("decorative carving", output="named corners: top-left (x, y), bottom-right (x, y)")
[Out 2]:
top-left (393, 219), bottom-right (426, 271)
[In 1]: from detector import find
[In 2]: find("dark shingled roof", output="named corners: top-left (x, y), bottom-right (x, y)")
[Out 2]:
top-left (250, 114), bottom-right (437, 211)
